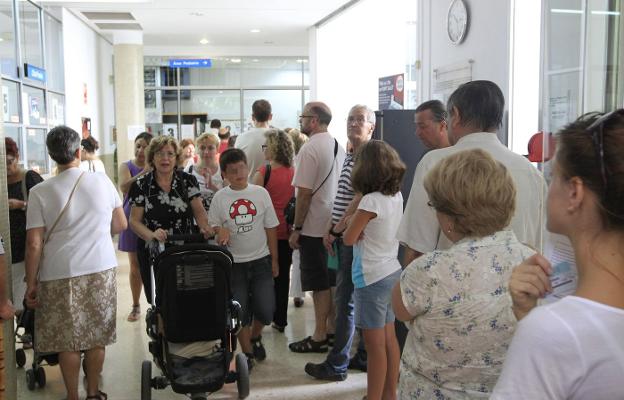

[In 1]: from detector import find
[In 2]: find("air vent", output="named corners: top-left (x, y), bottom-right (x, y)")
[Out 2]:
top-left (83, 12), bottom-right (135, 20)
top-left (95, 23), bottom-right (142, 30)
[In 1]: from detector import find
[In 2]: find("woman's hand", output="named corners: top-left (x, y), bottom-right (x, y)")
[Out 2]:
top-left (215, 227), bottom-right (230, 246)
top-left (152, 228), bottom-right (168, 242)
top-left (509, 253), bottom-right (553, 321)
top-left (272, 259), bottom-right (279, 278)
top-left (8, 198), bottom-right (26, 210)
top-left (199, 225), bottom-right (214, 239)
top-left (0, 299), bottom-right (15, 320)
top-left (25, 283), bottom-right (39, 309)
top-left (323, 233), bottom-right (336, 255)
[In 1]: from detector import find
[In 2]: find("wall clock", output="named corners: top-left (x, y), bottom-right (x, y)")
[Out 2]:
top-left (447, 0), bottom-right (469, 45)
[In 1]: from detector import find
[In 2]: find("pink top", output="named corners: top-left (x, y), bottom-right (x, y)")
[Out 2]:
top-left (259, 164), bottom-right (295, 240)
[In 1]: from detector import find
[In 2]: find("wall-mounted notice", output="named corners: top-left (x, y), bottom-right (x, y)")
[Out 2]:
top-left (379, 74), bottom-right (404, 110)
top-left (432, 59), bottom-right (473, 103)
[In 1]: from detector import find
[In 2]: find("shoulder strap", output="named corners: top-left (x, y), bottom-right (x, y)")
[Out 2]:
top-left (45, 172), bottom-right (85, 243)
top-left (263, 164), bottom-right (271, 187)
top-left (312, 139), bottom-right (339, 196)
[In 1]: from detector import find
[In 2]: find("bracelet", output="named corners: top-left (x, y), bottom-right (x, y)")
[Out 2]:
top-left (329, 226), bottom-right (343, 238)
top-left (293, 226), bottom-right (303, 231)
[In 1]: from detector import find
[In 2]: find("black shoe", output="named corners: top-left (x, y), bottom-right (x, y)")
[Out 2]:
top-left (304, 362), bottom-right (347, 381)
top-left (244, 352), bottom-right (255, 372)
top-left (326, 333), bottom-right (335, 347)
top-left (348, 354), bottom-right (367, 372)
top-left (251, 336), bottom-right (266, 361)
top-left (294, 297), bottom-right (304, 308)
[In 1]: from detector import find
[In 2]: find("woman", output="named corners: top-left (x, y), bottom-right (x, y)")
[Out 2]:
top-left (188, 133), bottom-right (224, 212)
top-left (179, 138), bottom-right (196, 170)
top-left (252, 129), bottom-right (295, 332)
top-left (129, 135), bottom-right (213, 303)
top-left (118, 131), bottom-right (153, 322)
top-left (492, 110), bottom-right (624, 399)
top-left (25, 126), bottom-right (127, 400)
top-left (392, 149), bottom-right (535, 399)
top-left (79, 136), bottom-right (106, 173)
top-left (5, 137), bottom-right (43, 309)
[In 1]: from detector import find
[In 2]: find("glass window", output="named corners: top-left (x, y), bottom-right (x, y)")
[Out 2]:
top-left (241, 58), bottom-right (305, 87)
top-left (2, 79), bottom-right (20, 123)
top-left (19, 1), bottom-right (43, 72)
top-left (182, 59), bottom-right (241, 87)
top-left (47, 92), bottom-right (64, 126)
top-left (3, 125), bottom-right (21, 156)
top-left (22, 85), bottom-right (46, 125)
top-left (243, 89), bottom-right (303, 131)
top-left (25, 127), bottom-right (48, 174)
top-left (179, 89), bottom-right (241, 136)
top-left (145, 89), bottom-right (179, 136)
top-left (44, 13), bottom-right (64, 92)
top-left (0, 0), bottom-right (17, 78)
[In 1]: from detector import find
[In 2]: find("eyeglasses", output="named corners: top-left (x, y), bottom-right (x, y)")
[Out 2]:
top-left (261, 144), bottom-right (268, 151)
top-left (585, 109), bottom-right (624, 195)
top-left (347, 116), bottom-right (369, 125)
top-left (154, 151), bottom-right (176, 159)
top-left (299, 114), bottom-right (316, 120)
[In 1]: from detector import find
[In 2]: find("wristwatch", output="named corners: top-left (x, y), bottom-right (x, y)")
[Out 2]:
top-left (293, 226), bottom-right (303, 231)
top-left (329, 226), bottom-right (343, 238)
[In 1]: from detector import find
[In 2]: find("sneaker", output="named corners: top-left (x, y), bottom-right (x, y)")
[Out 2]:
top-left (251, 336), bottom-right (266, 361)
top-left (127, 305), bottom-right (141, 322)
top-left (271, 322), bottom-right (285, 333)
top-left (348, 353), bottom-right (368, 372)
top-left (244, 352), bottom-right (255, 372)
top-left (304, 362), bottom-right (347, 381)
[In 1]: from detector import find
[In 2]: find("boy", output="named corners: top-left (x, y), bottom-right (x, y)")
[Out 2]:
top-left (208, 148), bottom-right (279, 369)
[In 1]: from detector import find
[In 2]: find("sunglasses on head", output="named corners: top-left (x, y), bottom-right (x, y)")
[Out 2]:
top-left (585, 109), bottom-right (624, 196)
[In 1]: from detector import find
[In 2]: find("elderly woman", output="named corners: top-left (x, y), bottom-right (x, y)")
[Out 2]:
top-left (252, 129), bottom-right (295, 332)
top-left (392, 149), bottom-right (535, 399)
top-left (492, 111), bottom-right (624, 399)
top-left (128, 135), bottom-right (213, 303)
top-left (188, 133), bottom-right (224, 212)
top-left (5, 137), bottom-right (43, 309)
top-left (25, 126), bottom-right (127, 400)
top-left (79, 136), bottom-right (106, 173)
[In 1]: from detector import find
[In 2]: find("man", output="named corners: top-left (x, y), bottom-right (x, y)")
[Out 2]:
top-left (218, 125), bottom-right (230, 154)
top-left (414, 99), bottom-right (450, 150)
top-left (397, 80), bottom-right (545, 268)
top-left (289, 101), bottom-right (346, 355)
top-left (304, 104), bottom-right (373, 381)
top-left (235, 99), bottom-right (273, 180)
top-left (208, 118), bottom-right (221, 135)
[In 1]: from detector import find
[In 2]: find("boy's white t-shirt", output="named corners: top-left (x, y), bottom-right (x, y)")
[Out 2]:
top-left (492, 296), bottom-right (624, 400)
top-left (208, 184), bottom-right (279, 263)
top-left (352, 191), bottom-right (403, 288)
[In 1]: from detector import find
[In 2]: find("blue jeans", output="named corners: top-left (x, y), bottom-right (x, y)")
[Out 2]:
top-left (326, 239), bottom-right (366, 373)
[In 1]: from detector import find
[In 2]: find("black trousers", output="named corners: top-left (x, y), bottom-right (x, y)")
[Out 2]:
top-left (273, 240), bottom-right (293, 327)
top-left (137, 238), bottom-right (153, 304)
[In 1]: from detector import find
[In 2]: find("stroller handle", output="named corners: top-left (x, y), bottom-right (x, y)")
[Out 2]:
top-left (163, 233), bottom-right (213, 243)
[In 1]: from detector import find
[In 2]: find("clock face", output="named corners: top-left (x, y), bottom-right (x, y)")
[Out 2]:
top-left (447, 0), bottom-right (468, 44)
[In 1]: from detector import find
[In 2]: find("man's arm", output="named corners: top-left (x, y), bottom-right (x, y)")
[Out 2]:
top-left (288, 187), bottom-right (313, 249)
top-left (402, 246), bottom-right (423, 268)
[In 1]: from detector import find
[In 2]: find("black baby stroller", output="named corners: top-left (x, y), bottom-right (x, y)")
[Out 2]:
top-left (141, 234), bottom-right (250, 400)
top-left (15, 303), bottom-right (60, 391)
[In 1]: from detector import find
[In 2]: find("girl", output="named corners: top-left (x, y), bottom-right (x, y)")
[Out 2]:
top-left (343, 140), bottom-right (406, 400)
top-left (188, 133), bottom-right (225, 212)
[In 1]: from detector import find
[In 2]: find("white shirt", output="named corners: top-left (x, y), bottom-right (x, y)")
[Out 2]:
top-left (235, 127), bottom-right (270, 181)
top-left (398, 230), bottom-right (535, 399)
top-left (208, 184), bottom-right (279, 263)
top-left (79, 159), bottom-right (106, 173)
top-left (352, 191), bottom-right (403, 288)
top-left (189, 164), bottom-right (223, 211)
top-left (397, 132), bottom-right (546, 253)
top-left (292, 132), bottom-right (346, 237)
top-left (26, 167), bottom-right (122, 281)
top-left (492, 296), bottom-right (624, 400)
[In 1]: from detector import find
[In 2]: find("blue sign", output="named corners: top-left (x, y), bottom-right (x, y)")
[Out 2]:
top-left (24, 63), bottom-right (46, 83)
top-left (168, 59), bottom-right (212, 68)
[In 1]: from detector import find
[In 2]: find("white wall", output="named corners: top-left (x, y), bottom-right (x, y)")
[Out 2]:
top-left (62, 9), bottom-right (115, 155)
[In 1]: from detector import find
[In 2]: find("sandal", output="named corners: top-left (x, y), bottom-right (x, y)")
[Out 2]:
top-left (127, 304), bottom-right (141, 322)
top-left (85, 390), bottom-right (107, 400)
top-left (289, 336), bottom-right (328, 353)
top-left (326, 333), bottom-right (335, 347)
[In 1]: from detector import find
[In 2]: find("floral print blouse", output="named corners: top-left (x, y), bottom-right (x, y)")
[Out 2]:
top-left (398, 230), bottom-right (535, 399)
top-left (128, 170), bottom-right (201, 236)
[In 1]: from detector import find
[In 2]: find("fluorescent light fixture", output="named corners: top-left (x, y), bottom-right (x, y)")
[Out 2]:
top-left (0, 38), bottom-right (4, 42)
top-left (591, 10), bottom-right (620, 16)
top-left (250, 29), bottom-right (261, 33)
top-left (296, 59), bottom-right (308, 63)
top-left (550, 9), bottom-right (583, 14)
top-left (199, 38), bottom-right (209, 44)
top-left (219, 90), bottom-right (223, 94)
top-left (230, 58), bottom-right (241, 63)
top-left (252, 59), bottom-right (259, 62)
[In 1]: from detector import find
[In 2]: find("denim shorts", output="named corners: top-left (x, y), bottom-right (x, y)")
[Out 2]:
top-left (231, 256), bottom-right (275, 326)
top-left (353, 269), bottom-right (401, 329)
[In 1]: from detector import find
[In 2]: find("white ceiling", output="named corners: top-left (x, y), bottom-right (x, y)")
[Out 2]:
top-left (49, 0), bottom-right (350, 52)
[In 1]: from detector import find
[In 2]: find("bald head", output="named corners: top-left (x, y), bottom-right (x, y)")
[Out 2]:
top-left (305, 102), bottom-right (332, 126)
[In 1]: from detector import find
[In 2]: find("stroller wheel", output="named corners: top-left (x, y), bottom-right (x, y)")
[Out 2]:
top-left (235, 353), bottom-right (250, 399)
top-left (15, 348), bottom-right (26, 368)
top-left (36, 367), bottom-right (46, 388)
top-left (25, 369), bottom-right (36, 391)
top-left (141, 360), bottom-right (152, 400)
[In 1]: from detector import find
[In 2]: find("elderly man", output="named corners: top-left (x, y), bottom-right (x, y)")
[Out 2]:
top-left (397, 80), bottom-right (544, 267)
top-left (289, 101), bottom-right (346, 355)
top-left (235, 99), bottom-right (273, 180)
top-left (415, 99), bottom-right (450, 150)
top-left (304, 104), bottom-right (374, 381)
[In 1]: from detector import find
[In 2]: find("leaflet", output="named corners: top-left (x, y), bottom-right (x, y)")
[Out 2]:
top-left (542, 233), bottom-right (577, 304)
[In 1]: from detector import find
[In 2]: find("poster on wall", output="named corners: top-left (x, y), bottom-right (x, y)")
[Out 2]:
top-left (432, 59), bottom-right (473, 104)
top-left (379, 74), bottom-right (405, 110)
top-left (163, 123), bottom-right (178, 137)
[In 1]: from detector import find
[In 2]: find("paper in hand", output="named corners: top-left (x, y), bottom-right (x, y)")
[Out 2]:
top-left (542, 233), bottom-right (577, 304)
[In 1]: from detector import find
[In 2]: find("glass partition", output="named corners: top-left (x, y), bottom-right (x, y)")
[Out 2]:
top-left (44, 14), bottom-right (64, 92)
top-left (0, 0), bottom-right (17, 78)
top-left (19, 0), bottom-right (43, 71)
top-left (243, 89), bottom-right (302, 131)
top-left (2, 79), bottom-right (20, 122)
top-left (22, 84), bottom-right (46, 126)
top-left (179, 89), bottom-right (241, 136)
top-left (47, 91), bottom-right (64, 126)
top-left (25, 127), bottom-right (48, 174)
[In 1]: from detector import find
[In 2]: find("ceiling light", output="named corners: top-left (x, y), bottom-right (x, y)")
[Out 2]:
top-left (230, 58), bottom-right (241, 63)
top-left (199, 38), bottom-right (209, 44)
top-left (189, 12), bottom-right (204, 17)
top-left (250, 29), bottom-right (261, 33)
top-left (550, 8), bottom-right (583, 14)
top-left (0, 38), bottom-right (4, 42)
top-left (264, 41), bottom-right (274, 44)
top-left (252, 59), bottom-right (259, 62)
top-left (296, 59), bottom-right (308, 63)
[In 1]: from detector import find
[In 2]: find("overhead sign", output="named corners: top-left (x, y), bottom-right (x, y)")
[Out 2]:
top-left (168, 59), bottom-right (212, 68)
top-left (24, 63), bottom-right (46, 83)
top-left (378, 73), bottom-right (404, 110)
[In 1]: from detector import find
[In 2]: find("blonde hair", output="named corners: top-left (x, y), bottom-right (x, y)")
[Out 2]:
top-left (146, 135), bottom-right (180, 167)
top-left (265, 129), bottom-right (294, 167)
top-left (424, 149), bottom-right (516, 237)
top-left (196, 132), bottom-right (220, 147)
top-left (287, 128), bottom-right (308, 155)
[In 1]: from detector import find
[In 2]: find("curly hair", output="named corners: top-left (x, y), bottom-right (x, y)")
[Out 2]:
top-left (264, 129), bottom-right (294, 167)
top-left (351, 140), bottom-right (405, 196)
top-left (146, 135), bottom-right (180, 167)
top-left (424, 148), bottom-right (516, 237)
top-left (81, 136), bottom-right (99, 153)
top-left (287, 128), bottom-right (308, 155)
top-left (5, 137), bottom-right (18, 158)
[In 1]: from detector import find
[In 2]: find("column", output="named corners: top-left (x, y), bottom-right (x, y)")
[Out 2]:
top-left (113, 30), bottom-right (145, 165)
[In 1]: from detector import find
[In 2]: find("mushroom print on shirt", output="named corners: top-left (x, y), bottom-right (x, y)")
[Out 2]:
top-left (208, 184), bottom-right (280, 263)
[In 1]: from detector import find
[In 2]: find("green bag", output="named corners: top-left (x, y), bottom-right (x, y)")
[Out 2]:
top-left (327, 241), bottom-right (339, 271)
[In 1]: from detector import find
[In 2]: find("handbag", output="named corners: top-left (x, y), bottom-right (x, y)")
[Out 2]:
top-left (285, 139), bottom-right (338, 226)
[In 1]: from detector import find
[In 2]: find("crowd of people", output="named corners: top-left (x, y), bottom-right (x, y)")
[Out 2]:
top-left (0, 79), bottom-right (622, 400)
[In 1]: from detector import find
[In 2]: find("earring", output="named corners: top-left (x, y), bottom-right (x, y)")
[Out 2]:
top-left (447, 226), bottom-right (453, 233)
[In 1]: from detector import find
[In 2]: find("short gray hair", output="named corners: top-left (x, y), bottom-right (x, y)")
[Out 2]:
top-left (47, 125), bottom-right (81, 165)
top-left (349, 104), bottom-right (376, 125)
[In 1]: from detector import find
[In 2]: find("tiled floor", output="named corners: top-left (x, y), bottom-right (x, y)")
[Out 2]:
top-left (16, 250), bottom-right (367, 399)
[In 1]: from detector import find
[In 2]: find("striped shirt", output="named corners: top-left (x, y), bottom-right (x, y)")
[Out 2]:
top-left (331, 154), bottom-right (355, 224)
